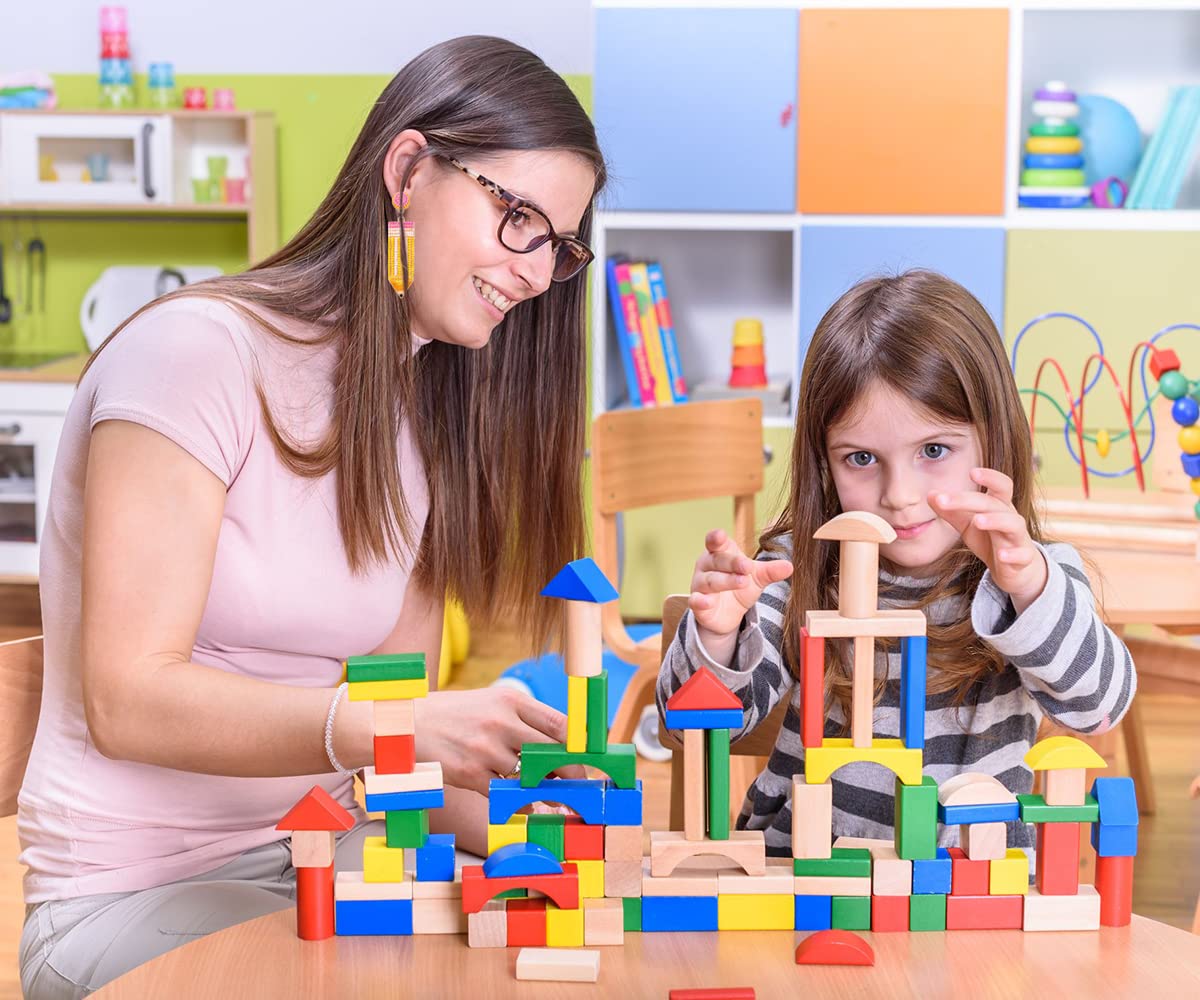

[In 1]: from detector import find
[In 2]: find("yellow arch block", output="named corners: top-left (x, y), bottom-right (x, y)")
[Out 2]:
top-left (1024, 735), bottom-right (1107, 772)
top-left (805, 738), bottom-right (924, 786)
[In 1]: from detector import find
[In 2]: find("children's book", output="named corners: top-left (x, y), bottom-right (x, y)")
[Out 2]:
top-left (626, 262), bottom-right (674, 406)
top-left (606, 256), bottom-right (656, 407)
top-left (646, 261), bottom-right (687, 403)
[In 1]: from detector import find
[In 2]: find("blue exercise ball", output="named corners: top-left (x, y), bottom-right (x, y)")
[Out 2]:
top-left (1077, 94), bottom-right (1143, 186)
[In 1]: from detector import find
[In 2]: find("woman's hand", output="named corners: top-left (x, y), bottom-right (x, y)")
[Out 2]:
top-left (413, 687), bottom-right (585, 796)
top-left (928, 467), bottom-right (1048, 614)
top-left (689, 528), bottom-right (793, 653)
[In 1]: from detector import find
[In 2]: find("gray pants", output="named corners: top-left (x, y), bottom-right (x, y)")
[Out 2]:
top-left (20, 820), bottom-right (384, 999)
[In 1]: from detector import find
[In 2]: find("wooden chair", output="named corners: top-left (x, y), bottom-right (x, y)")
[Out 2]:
top-left (594, 398), bottom-right (766, 748)
top-left (1, 634), bottom-right (44, 817)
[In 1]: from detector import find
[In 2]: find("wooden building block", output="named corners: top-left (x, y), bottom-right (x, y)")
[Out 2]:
top-left (708, 727), bottom-right (731, 839)
top-left (567, 675), bottom-right (588, 753)
top-left (563, 817), bottom-right (605, 860)
top-left (565, 601), bottom-right (603, 678)
top-left (718, 892), bottom-right (794, 930)
top-left (467, 900), bottom-right (507, 948)
top-left (507, 897), bottom-right (548, 947)
top-left (487, 814), bottom-right (527, 855)
top-left (412, 896), bottom-right (467, 934)
top-left (412, 876), bottom-right (460, 899)
top-left (583, 897), bottom-right (625, 945)
top-left (603, 860), bottom-right (642, 897)
top-left (345, 653), bottom-right (426, 683)
top-left (718, 859), bottom-right (794, 895)
top-left (899, 634), bottom-right (927, 750)
top-left (527, 814), bottom-right (565, 861)
top-left (295, 863), bottom-right (334, 941)
top-left (1036, 822), bottom-right (1081, 895)
top-left (546, 902), bottom-right (585, 947)
top-left (831, 835), bottom-right (890, 853)
top-left (1045, 767), bottom-right (1087, 807)
top-left (576, 859), bottom-right (605, 898)
top-left (347, 676), bottom-right (428, 701)
top-left (586, 670), bottom-right (609, 754)
top-left (830, 895), bottom-right (871, 930)
top-left (908, 892), bottom-right (946, 931)
top-left (804, 609), bottom-right (926, 638)
top-left (805, 739), bottom-right (922, 786)
top-left (373, 699), bottom-right (415, 736)
top-left (363, 836), bottom-right (405, 883)
top-left (642, 858), bottom-right (721, 897)
top-left (461, 864), bottom-right (579, 914)
top-left (850, 635), bottom-right (875, 748)
top-left (837, 538), bottom-right (881, 619)
top-left (945, 893), bottom-right (1024, 930)
top-left (867, 843), bottom-right (912, 896)
top-left (384, 807), bottom-right (428, 849)
top-left (1023, 885), bottom-right (1101, 932)
top-left (962, 821), bottom-right (1007, 861)
top-left (290, 830), bottom-right (335, 869)
top-left (794, 928), bottom-right (874, 966)
top-left (515, 947), bottom-right (600, 983)
top-left (938, 771), bottom-right (1016, 808)
top-left (800, 627), bottom-right (824, 748)
top-left (649, 830), bottom-right (766, 877)
top-left (519, 743), bottom-right (636, 789)
top-left (363, 761), bottom-right (442, 796)
top-left (335, 870), bottom-right (413, 901)
top-left (1096, 854), bottom-right (1134, 927)
top-left (894, 775), bottom-right (938, 860)
top-left (947, 847), bottom-right (988, 896)
top-left (604, 824), bottom-right (643, 862)
top-left (684, 728), bottom-right (705, 841)
top-left (794, 848), bottom-right (871, 879)
top-left (373, 733), bottom-right (415, 774)
top-left (870, 894), bottom-right (909, 932)
top-left (989, 848), bottom-right (1030, 896)
top-left (793, 876), bottom-right (872, 896)
top-left (669, 990), bottom-right (755, 1000)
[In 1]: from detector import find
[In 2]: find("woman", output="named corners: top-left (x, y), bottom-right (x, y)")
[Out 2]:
top-left (19, 35), bottom-right (604, 998)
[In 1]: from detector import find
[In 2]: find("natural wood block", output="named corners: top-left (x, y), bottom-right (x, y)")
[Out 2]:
top-left (412, 896), bottom-right (467, 935)
top-left (1044, 767), bottom-right (1087, 807)
top-left (641, 858), bottom-right (720, 897)
top-left (412, 877), bottom-right (462, 899)
top-left (804, 609), bottom-right (926, 638)
top-left (603, 860), bottom-right (642, 898)
top-left (866, 843), bottom-right (912, 896)
top-left (649, 830), bottom-right (766, 877)
top-left (684, 728), bottom-right (706, 841)
top-left (838, 539), bottom-right (880, 618)
top-left (374, 699), bottom-right (415, 736)
top-left (565, 602), bottom-right (602, 677)
top-left (851, 635), bottom-right (874, 748)
top-left (833, 836), bottom-right (891, 853)
top-left (363, 761), bottom-right (443, 795)
top-left (467, 900), bottom-right (507, 948)
top-left (515, 947), bottom-right (600, 983)
top-left (938, 772), bottom-right (1016, 807)
top-left (718, 858), bottom-right (795, 895)
top-left (290, 830), bottom-right (334, 869)
top-left (583, 898), bottom-right (624, 945)
top-left (792, 777), bottom-right (833, 859)
top-left (793, 875), bottom-right (872, 896)
top-left (1023, 885), bottom-right (1101, 931)
top-left (334, 870), bottom-right (413, 901)
top-left (963, 821), bottom-right (1007, 861)
top-left (604, 824), bottom-right (643, 862)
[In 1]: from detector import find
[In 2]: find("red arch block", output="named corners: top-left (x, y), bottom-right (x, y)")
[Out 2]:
top-left (461, 864), bottom-right (579, 914)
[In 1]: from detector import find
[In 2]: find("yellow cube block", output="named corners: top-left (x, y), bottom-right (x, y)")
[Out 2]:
top-left (566, 675), bottom-right (588, 753)
top-left (347, 676), bottom-right (429, 701)
top-left (718, 893), bottom-right (794, 930)
top-left (575, 859), bottom-right (605, 899)
top-left (363, 836), bottom-right (406, 883)
top-left (989, 847), bottom-right (1030, 896)
top-left (546, 903), bottom-right (585, 947)
top-left (487, 815), bottom-right (528, 855)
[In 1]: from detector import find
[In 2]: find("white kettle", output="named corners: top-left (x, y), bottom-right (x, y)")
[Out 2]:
top-left (80, 265), bottom-right (223, 350)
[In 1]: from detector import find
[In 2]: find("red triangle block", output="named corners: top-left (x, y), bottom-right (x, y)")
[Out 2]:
top-left (667, 666), bottom-right (742, 712)
top-left (794, 930), bottom-right (874, 967)
top-left (276, 785), bottom-right (356, 832)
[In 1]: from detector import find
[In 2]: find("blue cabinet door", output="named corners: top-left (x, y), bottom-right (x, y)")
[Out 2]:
top-left (595, 6), bottom-right (798, 212)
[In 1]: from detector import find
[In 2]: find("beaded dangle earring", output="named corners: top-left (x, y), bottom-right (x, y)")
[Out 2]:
top-left (387, 191), bottom-right (415, 297)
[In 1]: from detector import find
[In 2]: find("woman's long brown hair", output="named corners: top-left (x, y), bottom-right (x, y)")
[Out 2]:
top-left (81, 36), bottom-right (606, 650)
top-left (764, 269), bottom-right (1042, 727)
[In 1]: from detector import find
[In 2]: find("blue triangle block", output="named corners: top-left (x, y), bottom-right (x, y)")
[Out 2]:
top-left (540, 558), bottom-right (619, 603)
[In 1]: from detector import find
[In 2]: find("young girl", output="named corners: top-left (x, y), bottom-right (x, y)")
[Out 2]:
top-left (658, 269), bottom-right (1136, 855)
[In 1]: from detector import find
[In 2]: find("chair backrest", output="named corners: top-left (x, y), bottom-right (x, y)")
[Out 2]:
top-left (0, 635), bottom-right (44, 816)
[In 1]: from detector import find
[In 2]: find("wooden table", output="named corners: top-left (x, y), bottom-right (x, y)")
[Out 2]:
top-left (94, 908), bottom-right (1200, 998)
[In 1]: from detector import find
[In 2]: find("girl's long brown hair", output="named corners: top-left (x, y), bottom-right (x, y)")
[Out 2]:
top-left (81, 36), bottom-right (606, 649)
top-left (764, 269), bottom-right (1041, 725)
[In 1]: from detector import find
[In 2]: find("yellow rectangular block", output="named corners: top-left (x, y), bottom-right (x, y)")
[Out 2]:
top-left (348, 676), bottom-right (429, 702)
top-left (805, 738), bottom-right (923, 786)
top-left (487, 815), bottom-right (528, 855)
top-left (990, 847), bottom-right (1030, 896)
top-left (567, 675), bottom-right (588, 753)
top-left (576, 859), bottom-right (605, 899)
top-left (718, 893), bottom-right (794, 930)
top-left (363, 835), bottom-right (405, 883)
top-left (546, 903), bottom-right (584, 947)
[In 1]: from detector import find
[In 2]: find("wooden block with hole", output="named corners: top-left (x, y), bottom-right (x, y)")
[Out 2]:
top-left (792, 778), bottom-right (833, 859)
top-left (290, 830), bottom-right (335, 869)
top-left (374, 699), bottom-right (415, 736)
top-left (583, 898), bottom-right (625, 945)
top-left (467, 900), bottom-right (507, 948)
top-left (515, 947), bottom-right (600, 983)
top-left (649, 830), bottom-right (766, 877)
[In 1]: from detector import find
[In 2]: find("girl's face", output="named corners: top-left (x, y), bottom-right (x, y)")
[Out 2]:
top-left (825, 380), bottom-right (983, 578)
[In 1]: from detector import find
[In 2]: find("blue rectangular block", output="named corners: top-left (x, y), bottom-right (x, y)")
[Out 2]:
top-left (912, 847), bottom-right (953, 895)
top-left (1090, 775), bottom-right (1139, 857)
top-left (663, 707), bottom-right (743, 730)
top-left (938, 801), bottom-right (1020, 826)
top-left (487, 778), bottom-right (607, 825)
top-left (900, 635), bottom-right (927, 750)
top-left (1091, 823), bottom-right (1138, 858)
top-left (602, 779), bottom-right (643, 825)
top-left (415, 832), bottom-right (456, 882)
top-left (642, 895), bottom-right (719, 932)
top-left (335, 898), bottom-right (413, 936)
top-left (793, 893), bottom-right (832, 931)
top-left (364, 787), bottom-right (445, 813)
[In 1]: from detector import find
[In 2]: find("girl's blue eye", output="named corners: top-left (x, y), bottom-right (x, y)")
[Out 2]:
top-left (847, 451), bottom-right (875, 468)
top-left (922, 443), bottom-right (949, 460)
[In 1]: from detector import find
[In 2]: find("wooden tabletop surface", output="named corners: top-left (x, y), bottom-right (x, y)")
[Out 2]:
top-left (94, 908), bottom-right (1200, 998)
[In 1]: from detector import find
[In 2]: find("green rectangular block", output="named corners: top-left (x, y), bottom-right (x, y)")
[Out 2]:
top-left (385, 808), bottom-right (429, 849)
top-left (518, 742), bottom-right (637, 789)
top-left (586, 670), bottom-right (609, 754)
top-left (622, 895), bottom-right (642, 932)
top-left (527, 813), bottom-right (565, 861)
top-left (345, 653), bottom-right (427, 683)
top-left (895, 775), bottom-right (939, 860)
top-left (908, 892), bottom-right (947, 931)
top-left (830, 895), bottom-right (871, 931)
top-left (707, 727), bottom-right (731, 840)
top-left (1017, 793), bottom-right (1099, 824)
top-left (793, 847), bottom-right (872, 879)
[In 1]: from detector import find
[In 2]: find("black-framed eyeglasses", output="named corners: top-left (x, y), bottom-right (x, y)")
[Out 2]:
top-left (441, 155), bottom-right (594, 282)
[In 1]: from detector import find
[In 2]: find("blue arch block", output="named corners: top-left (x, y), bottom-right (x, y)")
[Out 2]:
top-left (487, 778), bottom-right (607, 825)
top-left (900, 635), bottom-right (928, 749)
top-left (483, 842), bottom-right (563, 879)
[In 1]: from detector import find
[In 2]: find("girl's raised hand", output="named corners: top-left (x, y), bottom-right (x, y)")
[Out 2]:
top-left (689, 528), bottom-right (794, 640)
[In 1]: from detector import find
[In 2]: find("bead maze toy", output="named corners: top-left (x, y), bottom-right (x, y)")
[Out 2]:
top-left (277, 523), bottom-right (1139, 983)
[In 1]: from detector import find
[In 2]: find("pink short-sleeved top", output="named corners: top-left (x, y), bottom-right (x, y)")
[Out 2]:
top-left (18, 297), bottom-right (430, 902)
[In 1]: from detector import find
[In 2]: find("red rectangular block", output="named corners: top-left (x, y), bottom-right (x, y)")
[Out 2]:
top-left (945, 893), bottom-right (1024, 930)
top-left (1036, 822), bottom-right (1080, 896)
top-left (1095, 854), bottom-right (1133, 927)
top-left (800, 627), bottom-right (824, 748)
top-left (506, 897), bottom-right (547, 947)
top-left (948, 847), bottom-right (989, 896)
top-left (374, 734), bottom-right (415, 775)
top-left (563, 816), bottom-right (604, 860)
top-left (871, 894), bottom-right (910, 932)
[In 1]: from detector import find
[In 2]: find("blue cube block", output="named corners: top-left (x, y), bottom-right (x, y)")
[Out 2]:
top-left (335, 898), bottom-right (413, 936)
top-left (641, 895), bottom-right (719, 932)
top-left (363, 787), bottom-right (445, 813)
top-left (415, 833), bottom-right (456, 882)
top-left (602, 779), bottom-right (643, 825)
top-left (911, 847), bottom-right (953, 895)
top-left (793, 893), bottom-right (833, 931)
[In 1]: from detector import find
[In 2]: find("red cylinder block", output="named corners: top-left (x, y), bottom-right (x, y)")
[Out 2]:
top-left (1096, 854), bottom-right (1134, 927)
top-left (296, 863), bottom-right (335, 940)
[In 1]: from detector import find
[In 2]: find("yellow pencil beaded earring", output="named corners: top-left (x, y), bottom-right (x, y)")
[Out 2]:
top-left (387, 191), bottom-right (415, 297)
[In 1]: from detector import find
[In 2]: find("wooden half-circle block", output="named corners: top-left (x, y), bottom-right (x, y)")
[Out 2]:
top-left (813, 511), bottom-right (897, 544)
top-left (1025, 735), bottom-right (1107, 772)
top-left (795, 929), bottom-right (875, 966)
top-left (938, 771), bottom-right (1016, 808)
top-left (482, 842), bottom-right (563, 879)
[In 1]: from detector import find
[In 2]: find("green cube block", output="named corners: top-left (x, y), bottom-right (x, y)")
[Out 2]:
top-left (345, 653), bottom-right (427, 683)
top-left (586, 670), bottom-right (609, 754)
top-left (385, 808), bottom-right (429, 849)
top-left (793, 847), bottom-right (872, 878)
top-left (495, 888), bottom-right (528, 900)
top-left (527, 813), bottom-right (565, 861)
top-left (830, 895), bottom-right (871, 931)
top-left (707, 727), bottom-right (731, 840)
top-left (622, 895), bottom-right (642, 932)
top-left (895, 775), bottom-right (939, 860)
top-left (909, 892), bottom-right (947, 931)
top-left (518, 742), bottom-right (637, 789)
top-left (1016, 793), bottom-right (1099, 824)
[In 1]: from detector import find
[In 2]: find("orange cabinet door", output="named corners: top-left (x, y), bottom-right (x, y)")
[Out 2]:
top-left (798, 8), bottom-right (1009, 215)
